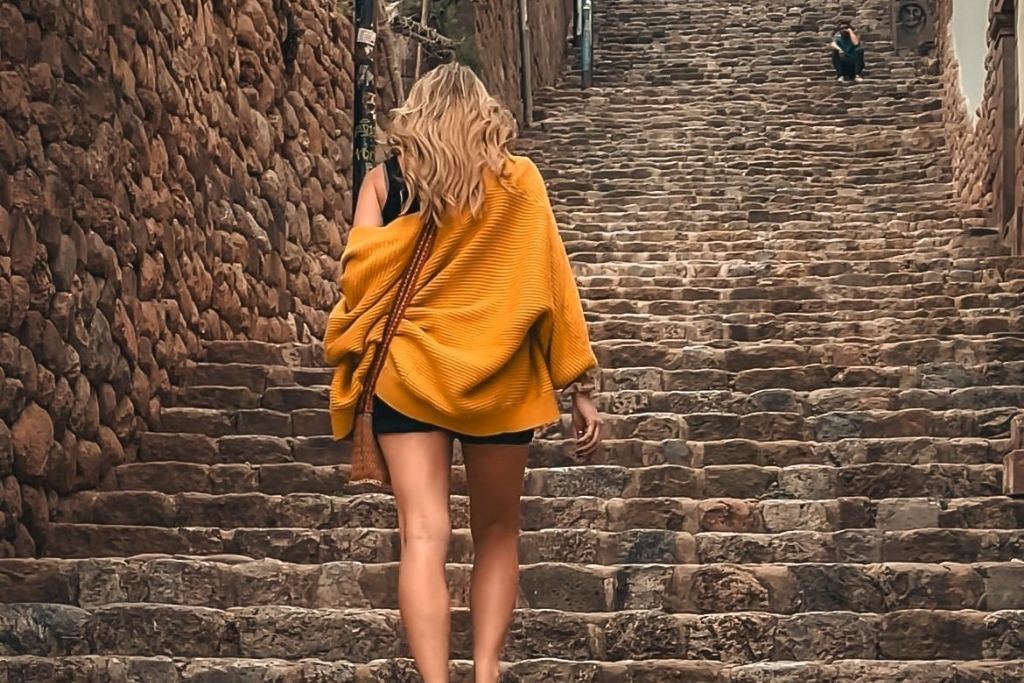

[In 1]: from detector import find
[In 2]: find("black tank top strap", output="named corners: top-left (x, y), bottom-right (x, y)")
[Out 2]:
top-left (381, 156), bottom-right (404, 225)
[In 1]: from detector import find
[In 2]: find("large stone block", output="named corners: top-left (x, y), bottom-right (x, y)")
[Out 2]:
top-left (1004, 449), bottom-right (1024, 497)
top-left (0, 604), bottom-right (90, 656)
top-left (11, 402), bottom-right (52, 481)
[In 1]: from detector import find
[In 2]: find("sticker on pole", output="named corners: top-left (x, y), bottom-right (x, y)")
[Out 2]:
top-left (357, 28), bottom-right (377, 45)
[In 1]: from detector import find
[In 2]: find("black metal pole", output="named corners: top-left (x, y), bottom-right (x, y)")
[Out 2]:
top-left (580, 0), bottom-right (593, 89)
top-left (353, 0), bottom-right (378, 211)
top-left (520, 0), bottom-right (534, 127)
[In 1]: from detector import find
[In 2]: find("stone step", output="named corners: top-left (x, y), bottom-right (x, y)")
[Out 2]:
top-left (563, 241), bottom-right (967, 257)
top-left (4, 557), bottom-right (1024, 614)
top-left (609, 361), bottom-right (1024, 393)
top-left (570, 248), bottom-right (957, 263)
top-left (543, 165), bottom-right (951, 182)
top-left (538, 150), bottom-right (948, 165)
top-left (128, 432), bottom-right (1013, 470)
top-left (580, 295), bottom-right (1023, 317)
top-left (591, 337), bottom-right (1024, 372)
top-left (563, 194), bottom-right (961, 207)
top-left (538, 150), bottom-right (948, 164)
top-left (557, 198), bottom-right (965, 213)
top-left (536, 115), bottom-right (945, 135)
top-left (559, 181), bottom-right (956, 196)
top-left (171, 359), bottom-right (1024, 410)
top-left (43, 524), bottom-right (1024, 565)
top-left (156, 402), bottom-right (1017, 443)
top-left (577, 281), bottom-right (1024, 302)
top-left (83, 458), bottom-right (1008, 503)
top-left (569, 248), bottom-right (1015, 266)
top-left (53, 488), bottom-right (1023, 532)
top-left (540, 76), bottom-right (940, 92)
top-left (7, 656), bottom-right (1022, 683)
top-left (51, 462), bottom-right (1003, 528)
top-left (573, 255), bottom-right (1024, 278)
top-left (556, 183), bottom-right (955, 197)
top-left (588, 315), bottom-right (1023, 344)
top-left (553, 194), bottom-right (960, 208)
top-left (2, 602), bottom-right (1022, 663)
top-left (569, 255), bottom-right (1024, 278)
top-left (533, 102), bottom-right (946, 122)
top-left (600, 387), bottom-right (1024, 416)
top-left (575, 272), bottom-right (1024, 292)
top-left (0, 656), bottom-right (710, 683)
top-left (178, 363), bottom-right (333, 392)
top-left (166, 386), bottom-right (1024, 423)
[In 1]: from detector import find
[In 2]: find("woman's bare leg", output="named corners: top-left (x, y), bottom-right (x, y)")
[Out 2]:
top-left (379, 431), bottom-right (454, 683)
top-left (462, 443), bottom-right (529, 683)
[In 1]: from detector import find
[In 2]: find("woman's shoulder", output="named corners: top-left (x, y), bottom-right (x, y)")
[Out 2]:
top-left (501, 154), bottom-right (547, 197)
top-left (504, 154), bottom-right (541, 177)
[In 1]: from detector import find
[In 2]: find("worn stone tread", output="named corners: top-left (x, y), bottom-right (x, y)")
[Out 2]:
top-left (12, 655), bottom-right (1024, 683)
top-left (0, 655), bottom-right (725, 683)
top-left (51, 488), bottom-right (1024, 531)
top-left (165, 386), bottom-right (1024, 418)
top-left (4, 557), bottom-right (1024, 614)
top-left (42, 524), bottom-right (1024, 565)
top-left (66, 462), bottom-right (1007, 508)
top-left (2, 602), bottom-right (1023, 662)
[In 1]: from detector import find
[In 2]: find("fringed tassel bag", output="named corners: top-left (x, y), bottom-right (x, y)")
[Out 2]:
top-left (349, 218), bottom-right (438, 486)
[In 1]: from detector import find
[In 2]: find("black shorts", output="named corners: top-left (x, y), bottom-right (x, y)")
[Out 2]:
top-left (372, 396), bottom-right (534, 445)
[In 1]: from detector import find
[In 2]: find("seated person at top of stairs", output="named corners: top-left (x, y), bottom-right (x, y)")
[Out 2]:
top-left (831, 20), bottom-right (865, 82)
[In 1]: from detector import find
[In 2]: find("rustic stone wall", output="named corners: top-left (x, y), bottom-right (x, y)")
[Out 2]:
top-left (936, 0), bottom-right (998, 213)
top-left (938, 0), bottom-right (1023, 253)
top-left (1016, 2), bottom-right (1024, 253)
top-left (472, 0), bottom-right (574, 121)
top-left (0, 0), bottom-right (369, 557)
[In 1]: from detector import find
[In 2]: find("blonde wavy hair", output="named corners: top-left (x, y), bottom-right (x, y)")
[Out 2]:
top-left (385, 62), bottom-right (518, 226)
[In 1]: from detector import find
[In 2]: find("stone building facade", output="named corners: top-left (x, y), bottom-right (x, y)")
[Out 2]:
top-left (938, 0), bottom-right (1022, 253)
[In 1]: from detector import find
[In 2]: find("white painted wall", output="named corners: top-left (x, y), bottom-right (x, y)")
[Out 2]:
top-left (951, 0), bottom-right (989, 122)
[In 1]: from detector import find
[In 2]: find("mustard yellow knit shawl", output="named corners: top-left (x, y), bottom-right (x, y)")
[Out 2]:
top-left (323, 156), bottom-right (597, 439)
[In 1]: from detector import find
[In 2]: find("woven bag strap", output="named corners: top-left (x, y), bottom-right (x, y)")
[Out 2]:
top-left (357, 220), bottom-right (438, 413)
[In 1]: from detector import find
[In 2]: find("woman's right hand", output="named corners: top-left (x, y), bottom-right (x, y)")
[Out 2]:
top-left (571, 392), bottom-right (603, 458)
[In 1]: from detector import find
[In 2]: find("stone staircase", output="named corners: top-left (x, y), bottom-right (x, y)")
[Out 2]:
top-left (4, 0), bottom-right (1024, 680)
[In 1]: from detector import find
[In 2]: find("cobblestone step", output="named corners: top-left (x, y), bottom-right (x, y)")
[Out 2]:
top-left (6, 655), bottom-right (1023, 683)
top-left (52, 486), bottom-right (1019, 532)
top-left (173, 360), bottom-right (1024, 406)
top-left (42, 524), bottom-right (1024, 565)
top-left (588, 316), bottom-right (1024, 343)
top-left (156, 404), bottom-right (1017, 444)
top-left (569, 255), bottom-right (1022, 277)
top-left (574, 269), bottom-right (1024, 290)
top-left (168, 385), bottom-right (1024, 420)
top-left (78, 461), bottom-right (1007, 505)
top-left (129, 432), bottom-right (1013, 469)
top-left (2, 603), bottom-right (1022, 663)
top-left (576, 281), bottom-right (1024, 302)
top-left (70, 487), bottom-right (1024, 533)
top-left (179, 354), bottom-right (1024, 392)
top-left (4, 557), bottom-right (1024, 614)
